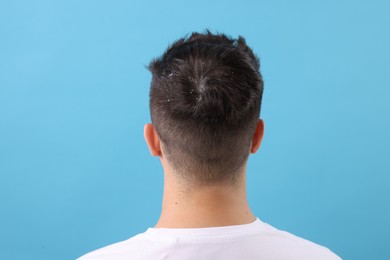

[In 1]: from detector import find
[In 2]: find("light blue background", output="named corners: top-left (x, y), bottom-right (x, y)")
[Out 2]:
top-left (1, 1), bottom-right (389, 259)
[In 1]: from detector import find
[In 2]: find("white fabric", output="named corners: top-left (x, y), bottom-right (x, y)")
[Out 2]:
top-left (77, 218), bottom-right (341, 260)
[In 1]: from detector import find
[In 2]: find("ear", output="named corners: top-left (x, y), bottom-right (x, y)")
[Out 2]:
top-left (144, 123), bottom-right (162, 156)
top-left (250, 119), bottom-right (265, 154)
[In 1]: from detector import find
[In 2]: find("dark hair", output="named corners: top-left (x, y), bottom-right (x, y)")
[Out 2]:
top-left (148, 30), bottom-right (264, 185)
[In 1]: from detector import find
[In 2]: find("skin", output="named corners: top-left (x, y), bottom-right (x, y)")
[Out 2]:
top-left (144, 119), bottom-right (265, 228)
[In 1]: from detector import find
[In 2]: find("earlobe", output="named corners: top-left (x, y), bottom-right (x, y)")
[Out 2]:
top-left (250, 119), bottom-right (264, 154)
top-left (144, 123), bottom-right (162, 156)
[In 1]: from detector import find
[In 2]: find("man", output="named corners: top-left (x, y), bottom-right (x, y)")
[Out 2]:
top-left (78, 31), bottom-right (341, 259)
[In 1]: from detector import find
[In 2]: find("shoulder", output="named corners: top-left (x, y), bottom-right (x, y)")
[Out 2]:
top-left (76, 233), bottom-right (152, 260)
top-left (259, 222), bottom-right (341, 260)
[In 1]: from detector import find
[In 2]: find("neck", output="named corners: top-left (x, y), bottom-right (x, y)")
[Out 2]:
top-left (155, 168), bottom-right (256, 228)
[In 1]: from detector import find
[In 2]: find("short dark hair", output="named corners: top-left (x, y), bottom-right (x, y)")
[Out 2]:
top-left (148, 30), bottom-right (264, 185)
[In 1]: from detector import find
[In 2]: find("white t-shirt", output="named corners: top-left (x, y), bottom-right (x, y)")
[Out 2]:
top-left (77, 218), bottom-right (341, 260)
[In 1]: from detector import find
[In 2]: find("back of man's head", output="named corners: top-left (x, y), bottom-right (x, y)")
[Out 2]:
top-left (148, 31), bottom-right (264, 186)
